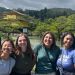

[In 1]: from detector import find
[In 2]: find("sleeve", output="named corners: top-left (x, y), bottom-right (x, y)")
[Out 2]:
top-left (11, 58), bottom-right (15, 68)
top-left (33, 44), bottom-right (41, 55)
top-left (72, 50), bottom-right (75, 64)
top-left (9, 58), bottom-right (15, 74)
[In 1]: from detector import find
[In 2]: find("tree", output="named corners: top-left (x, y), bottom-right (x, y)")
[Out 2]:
top-left (33, 20), bottom-right (50, 36)
top-left (0, 19), bottom-right (29, 38)
top-left (50, 16), bottom-right (67, 40)
top-left (44, 18), bottom-right (54, 24)
top-left (66, 14), bottom-right (75, 32)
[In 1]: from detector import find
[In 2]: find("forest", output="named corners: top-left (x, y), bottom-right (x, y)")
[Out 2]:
top-left (0, 7), bottom-right (75, 40)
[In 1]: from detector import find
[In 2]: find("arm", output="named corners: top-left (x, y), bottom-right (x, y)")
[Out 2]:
top-left (72, 50), bottom-right (75, 68)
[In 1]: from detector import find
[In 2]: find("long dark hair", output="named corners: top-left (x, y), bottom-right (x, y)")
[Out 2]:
top-left (41, 31), bottom-right (56, 49)
top-left (16, 33), bottom-right (33, 54)
top-left (61, 32), bottom-right (75, 49)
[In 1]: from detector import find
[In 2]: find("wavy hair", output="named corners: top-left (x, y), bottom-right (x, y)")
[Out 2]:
top-left (16, 33), bottom-right (33, 54)
top-left (41, 31), bottom-right (56, 48)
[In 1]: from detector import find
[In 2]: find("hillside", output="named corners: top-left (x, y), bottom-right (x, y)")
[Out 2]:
top-left (0, 7), bottom-right (75, 21)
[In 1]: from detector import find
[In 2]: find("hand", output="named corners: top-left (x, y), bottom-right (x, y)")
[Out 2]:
top-left (14, 47), bottom-right (22, 55)
top-left (1, 50), bottom-right (10, 60)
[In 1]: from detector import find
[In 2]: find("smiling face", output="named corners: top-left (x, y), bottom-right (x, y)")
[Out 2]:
top-left (2, 41), bottom-right (13, 53)
top-left (43, 33), bottom-right (53, 48)
top-left (18, 35), bottom-right (27, 52)
top-left (63, 34), bottom-right (73, 49)
top-left (1, 41), bottom-right (13, 59)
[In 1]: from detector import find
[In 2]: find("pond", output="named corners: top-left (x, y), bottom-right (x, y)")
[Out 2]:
top-left (29, 36), bottom-right (41, 48)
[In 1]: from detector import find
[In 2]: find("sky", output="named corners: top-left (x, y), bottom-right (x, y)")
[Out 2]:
top-left (0, 0), bottom-right (75, 10)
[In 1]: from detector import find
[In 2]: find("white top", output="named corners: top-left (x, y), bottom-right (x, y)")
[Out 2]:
top-left (0, 57), bottom-right (15, 75)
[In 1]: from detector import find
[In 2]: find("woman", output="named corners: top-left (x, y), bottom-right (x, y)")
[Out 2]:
top-left (57, 32), bottom-right (75, 75)
top-left (0, 38), bottom-right (15, 75)
top-left (34, 31), bottom-right (60, 75)
top-left (11, 33), bottom-right (35, 75)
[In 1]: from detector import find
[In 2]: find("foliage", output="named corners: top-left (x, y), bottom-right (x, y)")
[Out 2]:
top-left (0, 7), bottom-right (75, 40)
top-left (66, 14), bottom-right (75, 32)
top-left (49, 16), bottom-right (67, 40)
top-left (33, 20), bottom-right (50, 36)
top-left (25, 8), bottom-right (75, 21)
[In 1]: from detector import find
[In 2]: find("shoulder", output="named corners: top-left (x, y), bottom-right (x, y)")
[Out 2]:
top-left (10, 57), bottom-right (15, 65)
top-left (33, 44), bottom-right (43, 54)
top-left (53, 45), bottom-right (60, 51)
top-left (71, 49), bottom-right (75, 54)
top-left (52, 45), bottom-right (61, 55)
top-left (34, 44), bottom-right (43, 50)
top-left (55, 45), bottom-right (60, 49)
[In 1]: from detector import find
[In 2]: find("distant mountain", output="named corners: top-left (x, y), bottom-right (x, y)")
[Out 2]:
top-left (24, 8), bottom-right (75, 20)
top-left (0, 7), bottom-right (10, 13)
top-left (0, 7), bottom-right (75, 21)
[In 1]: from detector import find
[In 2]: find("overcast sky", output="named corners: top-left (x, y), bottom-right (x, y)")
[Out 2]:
top-left (0, 0), bottom-right (75, 10)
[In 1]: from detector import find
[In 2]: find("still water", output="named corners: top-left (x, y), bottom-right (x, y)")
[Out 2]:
top-left (29, 36), bottom-right (41, 48)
